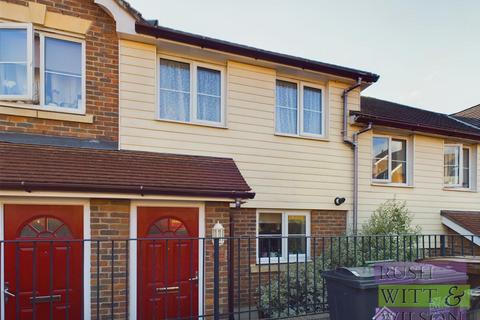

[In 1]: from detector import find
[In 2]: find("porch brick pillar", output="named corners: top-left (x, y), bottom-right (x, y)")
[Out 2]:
top-left (90, 199), bottom-right (130, 320)
top-left (204, 202), bottom-right (231, 317)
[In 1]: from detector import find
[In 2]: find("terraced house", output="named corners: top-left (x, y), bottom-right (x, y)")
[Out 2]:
top-left (0, 0), bottom-right (479, 319)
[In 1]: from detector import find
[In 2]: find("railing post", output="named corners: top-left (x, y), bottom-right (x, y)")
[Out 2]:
top-left (214, 238), bottom-right (220, 320)
top-left (440, 235), bottom-right (446, 256)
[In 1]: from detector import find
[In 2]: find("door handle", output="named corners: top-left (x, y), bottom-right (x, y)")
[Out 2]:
top-left (189, 271), bottom-right (199, 281)
top-left (4, 281), bottom-right (15, 304)
top-left (4, 289), bottom-right (15, 298)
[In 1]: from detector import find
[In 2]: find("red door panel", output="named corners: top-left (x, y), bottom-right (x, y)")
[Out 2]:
top-left (4, 204), bottom-right (83, 320)
top-left (137, 207), bottom-right (199, 319)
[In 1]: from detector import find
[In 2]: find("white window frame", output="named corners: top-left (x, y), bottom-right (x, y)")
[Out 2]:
top-left (372, 135), bottom-right (410, 185)
top-left (39, 32), bottom-right (86, 115)
top-left (256, 210), bottom-right (311, 264)
top-left (157, 54), bottom-right (226, 127)
top-left (275, 78), bottom-right (326, 139)
top-left (444, 143), bottom-right (472, 189)
top-left (0, 23), bottom-right (33, 101)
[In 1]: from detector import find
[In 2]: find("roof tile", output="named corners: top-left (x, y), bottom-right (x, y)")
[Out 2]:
top-left (0, 142), bottom-right (254, 199)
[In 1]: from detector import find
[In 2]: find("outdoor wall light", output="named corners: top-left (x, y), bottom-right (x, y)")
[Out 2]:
top-left (212, 221), bottom-right (225, 245)
top-left (334, 197), bottom-right (346, 206)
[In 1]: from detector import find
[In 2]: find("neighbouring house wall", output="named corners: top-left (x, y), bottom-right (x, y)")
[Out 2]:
top-left (358, 131), bottom-right (480, 234)
top-left (90, 199), bottom-right (130, 320)
top-left (118, 39), bottom-right (361, 213)
top-left (0, 0), bottom-right (119, 142)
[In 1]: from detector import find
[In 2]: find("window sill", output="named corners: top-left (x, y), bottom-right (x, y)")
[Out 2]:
top-left (251, 260), bottom-right (311, 273)
top-left (371, 182), bottom-right (414, 188)
top-left (0, 102), bottom-right (93, 123)
top-left (155, 118), bottom-right (227, 129)
top-left (443, 187), bottom-right (476, 193)
top-left (274, 132), bottom-right (329, 142)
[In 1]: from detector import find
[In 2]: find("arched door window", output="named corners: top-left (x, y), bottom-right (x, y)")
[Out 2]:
top-left (19, 216), bottom-right (72, 238)
top-left (147, 217), bottom-right (189, 236)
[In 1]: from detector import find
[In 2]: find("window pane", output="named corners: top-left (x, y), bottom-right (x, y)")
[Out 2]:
top-left (258, 213), bottom-right (282, 235)
top-left (463, 148), bottom-right (470, 188)
top-left (45, 73), bottom-right (82, 109)
top-left (197, 66), bottom-right (221, 122)
top-left (288, 237), bottom-right (306, 255)
top-left (0, 29), bottom-right (28, 96)
top-left (45, 38), bottom-right (81, 76)
top-left (392, 139), bottom-right (406, 162)
top-left (372, 137), bottom-right (389, 180)
top-left (44, 38), bottom-right (82, 109)
top-left (303, 86), bottom-right (322, 135)
top-left (258, 238), bottom-right (282, 259)
top-left (197, 67), bottom-right (220, 96)
top-left (444, 146), bottom-right (460, 185)
top-left (0, 64), bottom-right (27, 95)
top-left (160, 59), bottom-right (190, 121)
top-left (391, 139), bottom-right (407, 183)
top-left (276, 80), bottom-right (297, 134)
top-left (288, 215), bottom-right (306, 235)
top-left (0, 29), bottom-right (27, 62)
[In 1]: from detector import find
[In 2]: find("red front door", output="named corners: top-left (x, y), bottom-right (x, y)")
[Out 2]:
top-left (4, 204), bottom-right (83, 320)
top-left (137, 207), bottom-right (199, 319)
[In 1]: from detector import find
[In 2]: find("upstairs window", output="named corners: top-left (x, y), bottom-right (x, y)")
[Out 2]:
top-left (444, 144), bottom-right (471, 188)
top-left (276, 79), bottom-right (324, 138)
top-left (42, 37), bottom-right (83, 111)
top-left (0, 23), bottom-right (85, 114)
top-left (372, 136), bottom-right (408, 184)
top-left (159, 57), bottom-right (224, 126)
top-left (0, 24), bottom-right (32, 100)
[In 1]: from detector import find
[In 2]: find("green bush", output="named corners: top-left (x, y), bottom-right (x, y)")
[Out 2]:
top-left (361, 199), bottom-right (421, 235)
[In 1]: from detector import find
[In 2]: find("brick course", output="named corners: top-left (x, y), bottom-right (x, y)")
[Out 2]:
top-left (1, 0), bottom-right (119, 142)
top-left (204, 202), bottom-right (231, 317)
top-left (90, 199), bottom-right (130, 320)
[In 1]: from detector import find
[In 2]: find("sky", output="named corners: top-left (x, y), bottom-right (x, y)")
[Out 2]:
top-left (128, 0), bottom-right (480, 114)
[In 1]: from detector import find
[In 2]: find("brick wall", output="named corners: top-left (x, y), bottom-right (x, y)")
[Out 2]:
top-left (311, 210), bottom-right (347, 237)
top-left (204, 202), bottom-right (231, 316)
top-left (1, 0), bottom-right (119, 142)
top-left (443, 226), bottom-right (480, 256)
top-left (90, 199), bottom-right (130, 320)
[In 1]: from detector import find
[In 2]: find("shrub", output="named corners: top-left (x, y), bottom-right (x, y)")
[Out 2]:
top-left (361, 199), bottom-right (421, 235)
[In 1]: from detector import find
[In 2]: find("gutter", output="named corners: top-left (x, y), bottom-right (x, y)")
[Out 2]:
top-left (342, 78), bottom-right (372, 234)
top-left (135, 23), bottom-right (380, 83)
top-left (0, 181), bottom-right (256, 200)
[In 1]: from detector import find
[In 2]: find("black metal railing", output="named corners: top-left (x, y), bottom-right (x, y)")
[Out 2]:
top-left (1, 234), bottom-right (478, 319)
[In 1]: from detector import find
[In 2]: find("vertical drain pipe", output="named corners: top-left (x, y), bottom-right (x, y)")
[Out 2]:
top-left (342, 78), bottom-right (372, 234)
top-left (352, 123), bottom-right (372, 234)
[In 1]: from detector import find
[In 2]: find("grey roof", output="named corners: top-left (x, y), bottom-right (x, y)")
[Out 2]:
top-left (451, 104), bottom-right (480, 129)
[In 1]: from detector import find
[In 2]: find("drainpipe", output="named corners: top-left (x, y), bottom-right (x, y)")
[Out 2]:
top-left (342, 78), bottom-right (372, 234)
top-left (342, 78), bottom-right (362, 147)
top-left (352, 122), bottom-right (372, 234)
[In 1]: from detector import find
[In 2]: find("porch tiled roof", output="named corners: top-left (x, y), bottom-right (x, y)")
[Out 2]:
top-left (0, 142), bottom-right (254, 199)
top-left (441, 210), bottom-right (480, 235)
top-left (353, 97), bottom-right (480, 141)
